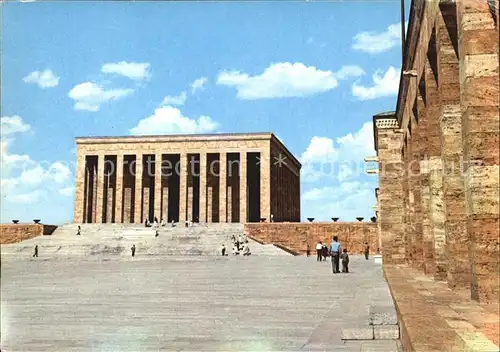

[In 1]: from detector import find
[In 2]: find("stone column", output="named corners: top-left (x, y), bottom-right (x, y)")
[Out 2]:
top-left (134, 154), bottom-right (143, 223)
top-left (429, 157), bottom-right (447, 281)
top-left (207, 186), bottom-right (213, 223)
top-left (105, 166), bottom-right (114, 224)
top-left (179, 153), bottom-right (188, 223)
top-left (92, 162), bottom-right (98, 222)
top-left (219, 153), bottom-right (227, 223)
top-left (73, 152), bottom-right (86, 224)
top-left (153, 153), bottom-right (162, 221)
top-left (420, 160), bottom-right (433, 274)
top-left (437, 3), bottom-right (470, 290)
top-left (162, 184), bottom-right (169, 223)
top-left (114, 154), bottom-right (124, 223)
top-left (199, 153), bottom-right (207, 223)
top-left (457, 0), bottom-right (499, 302)
top-left (84, 163), bottom-right (91, 223)
top-left (239, 151), bottom-right (247, 223)
top-left (95, 154), bottom-right (105, 224)
top-left (260, 148), bottom-right (271, 221)
top-left (402, 139), bottom-right (412, 263)
top-left (375, 116), bottom-right (405, 264)
top-left (421, 59), bottom-right (444, 275)
top-left (409, 102), bottom-right (423, 270)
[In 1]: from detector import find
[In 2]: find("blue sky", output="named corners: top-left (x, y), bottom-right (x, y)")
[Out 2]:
top-left (1, 1), bottom-right (409, 224)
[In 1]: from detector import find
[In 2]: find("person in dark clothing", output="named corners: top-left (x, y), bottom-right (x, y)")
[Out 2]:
top-left (329, 236), bottom-right (341, 274)
top-left (322, 243), bottom-right (328, 261)
top-left (77, 225), bottom-right (81, 236)
top-left (131, 244), bottom-right (136, 257)
top-left (341, 248), bottom-right (350, 273)
top-left (364, 242), bottom-right (370, 260)
top-left (33, 245), bottom-right (38, 258)
top-left (221, 244), bottom-right (227, 256)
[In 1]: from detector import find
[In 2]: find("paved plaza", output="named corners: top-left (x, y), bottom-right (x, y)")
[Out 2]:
top-left (1, 255), bottom-right (400, 351)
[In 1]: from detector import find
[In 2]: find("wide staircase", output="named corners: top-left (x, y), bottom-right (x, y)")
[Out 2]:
top-left (0, 223), bottom-right (291, 258)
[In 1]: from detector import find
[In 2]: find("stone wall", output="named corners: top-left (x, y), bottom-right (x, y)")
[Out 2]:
top-left (244, 222), bottom-right (378, 255)
top-left (0, 224), bottom-right (58, 245)
top-left (374, 0), bottom-right (499, 303)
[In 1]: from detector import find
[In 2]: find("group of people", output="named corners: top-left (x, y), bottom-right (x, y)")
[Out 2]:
top-left (316, 238), bottom-right (371, 274)
top-left (145, 217), bottom-right (177, 228)
top-left (221, 234), bottom-right (251, 256)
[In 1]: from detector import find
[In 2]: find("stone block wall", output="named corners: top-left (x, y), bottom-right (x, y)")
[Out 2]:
top-left (244, 222), bottom-right (378, 255)
top-left (0, 224), bottom-right (58, 245)
top-left (374, 0), bottom-right (499, 303)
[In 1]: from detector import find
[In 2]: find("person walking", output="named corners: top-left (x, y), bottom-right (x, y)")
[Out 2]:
top-left (76, 225), bottom-right (81, 236)
top-left (316, 241), bottom-right (323, 261)
top-left (33, 245), bottom-right (38, 258)
top-left (364, 242), bottom-right (370, 260)
top-left (341, 248), bottom-right (350, 273)
top-left (322, 243), bottom-right (328, 261)
top-left (329, 236), bottom-right (341, 274)
top-left (131, 244), bottom-right (136, 257)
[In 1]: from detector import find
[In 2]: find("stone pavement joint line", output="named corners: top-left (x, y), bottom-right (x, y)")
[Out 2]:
top-left (2, 255), bottom-right (400, 351)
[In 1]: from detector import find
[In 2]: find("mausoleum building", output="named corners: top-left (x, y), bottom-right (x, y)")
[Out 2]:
top-left (73, 133), bottom-right (301, 224)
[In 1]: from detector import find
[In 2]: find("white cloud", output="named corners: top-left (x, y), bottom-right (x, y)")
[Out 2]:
top-left (216, 62), bottom-right (363, 100)
top-left (300, 122), bottom-right (378, 220)
top-left (130, 106), bottom-right (218, 135)
top-left (47, 162), bottom-right (72, 183)
top-left (1, 116), bottom-right (74, 222)
top-left (6, 190), bottom-right (46, 205)
top-left (352, 22), bottom-right (407, 54)
top-left (23, 69), bottom-right (60, 88)
top-left (300, 122), bottom-right (375, 182)
top-left (19, 165), bottom-right (46, 186)
top-left (333, 66), bottom-right (365, 80)
top-left (302, 182), bottom-right (377, 221)
top-left (101, 61), bottom-right (151, 81)
top-left (1, 115), bottom-right (31, 137)
top-left (352, 66), bottom-right (400, 100)
top-left (300, 136), bottom-right (337, 164)
top-left (191, 77), bottom-right (208, 94)
top-left (59, 187), bottom-right (74, 196)
top-left (68, 82), bottom-right (134, 112)
top-left (161, 92), bottom-right (187, 106)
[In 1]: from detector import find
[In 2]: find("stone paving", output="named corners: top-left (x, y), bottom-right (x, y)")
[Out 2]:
top-left (1, 255), bottom-right (401, 351)
top-left (385, 265), bottom-right (500, 352)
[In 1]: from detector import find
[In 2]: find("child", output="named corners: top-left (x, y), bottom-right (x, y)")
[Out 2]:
top-left (340, 248), bottom-right (349, 273)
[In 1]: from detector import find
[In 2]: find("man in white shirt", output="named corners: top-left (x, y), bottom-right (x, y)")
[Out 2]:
top-left (316, 241), bottom-right (323, 261)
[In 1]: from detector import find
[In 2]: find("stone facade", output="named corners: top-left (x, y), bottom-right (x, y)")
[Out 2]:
top-left (373, 0), bottom-right (499, 303)
top-left (74, 133), bottom-right (301, 224)
top-left (244, 222), bottom-right (378, 256)
top-left (0, 224), bottom-right (58, 244)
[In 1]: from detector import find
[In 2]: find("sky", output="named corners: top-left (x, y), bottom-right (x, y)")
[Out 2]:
top-left (1, 0), bottom-right (410, 225)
